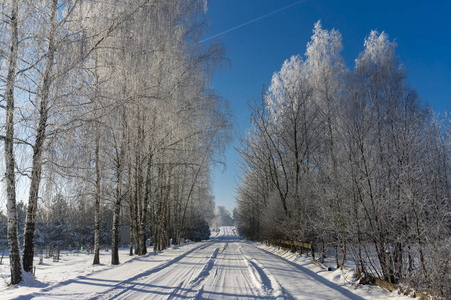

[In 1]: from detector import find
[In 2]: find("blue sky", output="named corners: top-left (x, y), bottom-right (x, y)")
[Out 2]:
top-left (204, 0), bottom-right (451, 213)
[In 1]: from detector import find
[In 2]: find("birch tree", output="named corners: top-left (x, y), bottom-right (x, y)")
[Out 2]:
top-left (1, 0), bottom-right (230, 277)
top-left (236, 22), bottom-right (450, 297)
top-left (1, 0), bottom-right (22, 285)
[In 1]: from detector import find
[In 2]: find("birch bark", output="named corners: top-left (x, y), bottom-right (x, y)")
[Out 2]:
top-left (4, 0), bottom-right (22, 285)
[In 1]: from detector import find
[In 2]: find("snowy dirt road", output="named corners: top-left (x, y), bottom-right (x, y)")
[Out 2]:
top-left (7, 227), bottom-right (404, 299)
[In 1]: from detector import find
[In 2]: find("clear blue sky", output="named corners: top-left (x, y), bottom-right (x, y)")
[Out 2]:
top-left (204, 0), bottom-right (451, 214)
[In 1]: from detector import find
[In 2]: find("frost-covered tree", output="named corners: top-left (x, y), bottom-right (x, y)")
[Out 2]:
top-left (1, 0), bottom-right (22, 285)
top-left (305, 21), bottom-right (347, 266)
top-left (237, 22), bottom-right (450, 297)
top-left (1, 0), bottom-right (232, 283)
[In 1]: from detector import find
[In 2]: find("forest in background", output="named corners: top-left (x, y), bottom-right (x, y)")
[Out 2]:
top-left (235, 21), bottom-right (450, 298)
top-left (0, 0), bottom-right (232, 284)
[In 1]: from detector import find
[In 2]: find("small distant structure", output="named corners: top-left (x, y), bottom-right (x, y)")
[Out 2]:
top-left (119, 225), bottom-right (130, 246)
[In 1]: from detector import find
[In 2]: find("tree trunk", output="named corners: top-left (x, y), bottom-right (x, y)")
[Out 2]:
top-left (129, 224), bottom-right (134, 256)
top-left (340, 243), bottom-right (347, 270)
top-left (93, 129), bottom-right (101, 265)
top-left (134, 119), bottom-right (145, 255)
top-left (334, 245), bottom-right (339, 269)
top-left (111, 184), bottom-right (122, 265)
top-left (133, 192), bottom-right (139, 255)
top-left (4, 0), bottom-right (22, 285)
top-left (176, 163), bottom-right (204, 245)
top-left (139, 153), bottom-right (152, 255)
top-left (129, 163), bottom-right (135, 256)
top-left (23, 0), bottom-right (58, 273)
top-left (92, 51), bottom-right (102, 265)
top-left (111, 109), bottom-right (127, 265)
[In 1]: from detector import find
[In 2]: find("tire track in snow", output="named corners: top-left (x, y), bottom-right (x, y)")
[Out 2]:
top-left (92, 242), bottom-right (213, 300)
top-left (190, 241), bottom-right (264, 299)
top-left (167, 280), bottom-right (185, 300)
top-left (244, 242), bottom-right (365, 300)
top-left (239, 246), bottom-right (294, 300)
top-left (220, 242), bottom-right (228, 254)
top-left (189, 247), bottom-right (219, 287)
top-left (175, 246), bottom-right (221, 299)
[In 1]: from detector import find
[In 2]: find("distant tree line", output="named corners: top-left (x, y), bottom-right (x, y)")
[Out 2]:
top-left (236, 21), bottom-right (450, 298)
top-left (1, 0), bottom-right (232, 284)
top-left (210, 206), bottom-right (235, 230)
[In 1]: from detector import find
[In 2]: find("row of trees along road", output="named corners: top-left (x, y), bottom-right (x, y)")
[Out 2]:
top-left (236, 21), bottom-right (450, 298)
top-left (0, 0), bottom-right (232, 284)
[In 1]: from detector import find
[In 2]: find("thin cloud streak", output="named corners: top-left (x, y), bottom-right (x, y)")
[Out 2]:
top-left (201, 0), bottom-right (306, 43)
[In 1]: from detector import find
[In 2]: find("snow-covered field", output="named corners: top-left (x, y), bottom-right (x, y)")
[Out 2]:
top-left (1, 227), bottom-right (413, 299)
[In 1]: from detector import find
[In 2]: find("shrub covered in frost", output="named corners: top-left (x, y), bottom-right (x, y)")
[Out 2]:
top-left (183, 218), bottom-right (211, 242)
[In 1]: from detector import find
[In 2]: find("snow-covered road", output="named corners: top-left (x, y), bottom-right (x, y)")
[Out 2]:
top-left (7, 227), bottom-right (405, 299)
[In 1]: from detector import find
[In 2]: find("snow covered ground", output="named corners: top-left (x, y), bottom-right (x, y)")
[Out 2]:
top-left (1, 226), bottom-right (413, 299)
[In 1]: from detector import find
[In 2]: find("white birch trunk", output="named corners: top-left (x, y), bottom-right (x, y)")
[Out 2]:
top-left (4, 0), bottom-right (22, 285)
top-left (23, 0), bottom-right (58, 273)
